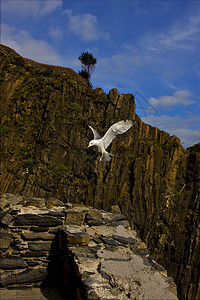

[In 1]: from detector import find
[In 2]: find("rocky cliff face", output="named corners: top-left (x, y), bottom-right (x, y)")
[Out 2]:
top-left (0, 44), bottom-right (199, 299)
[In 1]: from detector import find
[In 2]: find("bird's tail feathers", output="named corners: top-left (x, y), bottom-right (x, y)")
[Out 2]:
top-left (98, 151), bottom-right (113, 162)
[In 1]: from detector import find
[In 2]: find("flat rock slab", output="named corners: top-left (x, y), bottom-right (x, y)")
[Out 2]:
top-left (1, 194), bottom-right (23, 205)
top-left (0, 287), bottom-right (65, 300)
top-left (61, 226), bottom-right (90, 245)
top-left (86, 225), bottom-right (115, 238)
top-left (28, 242), bottom-right (52, 251)
top-left (97, 247), bottom-right (132, 261)
top-left (23, 197), bottom-right (46, 208)
top-left (14, 214), bottom-right (63, 227)
top-left (65, 210), bottom-right (85, 226)
top-left (0, 268), bottom-right (47, 287)
top-left (0, 212), bottom-right (14, 225)
top-left (21, 232), bottom-right (55, 240)
top-left (112, 225), bottom-right (137, 244)
top-left (0, 232), bottom-right (12, 251)
top-left (0, 197), bottom-right (11, 210)
top-left (0, 256), bottom-right (27, 269)
top-left (100, 254), bottom-right (177, 300)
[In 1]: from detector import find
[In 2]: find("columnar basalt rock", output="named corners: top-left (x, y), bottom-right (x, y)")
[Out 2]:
top-left (0, 193), bottom-right (177, 299)
top-left (0, 45), bottom-right (199, 299)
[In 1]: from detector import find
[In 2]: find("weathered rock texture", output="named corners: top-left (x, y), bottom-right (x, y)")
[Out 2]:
top-left (0, 44), bottom-right (199, 299)
top-left (0, 193), bottom-right (177, 300)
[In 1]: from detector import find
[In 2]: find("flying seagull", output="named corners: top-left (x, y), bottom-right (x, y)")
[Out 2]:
top-left (87, 120), bottom-right (135, 162)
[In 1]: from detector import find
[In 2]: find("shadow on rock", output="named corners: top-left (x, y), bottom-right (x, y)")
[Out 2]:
top-left (41, 229), bottom-right (87, 300)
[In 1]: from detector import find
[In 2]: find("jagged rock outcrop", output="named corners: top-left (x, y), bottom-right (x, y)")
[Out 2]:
top-left (0, 193), bottom-right (177, 299)
top-left (0, 44), bottom-right (199, 299)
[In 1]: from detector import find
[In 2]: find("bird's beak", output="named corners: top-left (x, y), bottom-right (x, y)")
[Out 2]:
top-left (87, 145), bottom-right (90, 149)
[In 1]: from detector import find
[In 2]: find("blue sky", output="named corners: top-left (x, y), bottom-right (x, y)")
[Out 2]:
top-left (1, 0), bottom-right (200, 147)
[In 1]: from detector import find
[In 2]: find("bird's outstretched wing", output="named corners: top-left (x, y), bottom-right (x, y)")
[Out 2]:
top-left (101, 120), bottom-right (135, 149)
top-left (88, 125), bottom-right (101, 139)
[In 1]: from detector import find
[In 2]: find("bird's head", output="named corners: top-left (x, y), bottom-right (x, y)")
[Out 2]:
top-left (87, 140), bottom-right (95, 148)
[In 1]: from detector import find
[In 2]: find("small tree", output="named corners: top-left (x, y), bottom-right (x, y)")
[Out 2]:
top-left (78, 51), bottom-right (97, 86)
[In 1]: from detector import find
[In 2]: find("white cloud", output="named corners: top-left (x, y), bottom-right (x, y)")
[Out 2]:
top-left (142, 114), bottom-right (200, 147)
top-left (49, 26), bottom-right (63, 41)
top-left (2, 24), bottom-right (61, 65)
top-left (140, 11), bottom-right (200, 52)
top-left (63, 10), bottom-right (110, 41)
top-left (149, 90), bottom-right (195, 109)
top-left (2, 0), bottom-right (62, 18)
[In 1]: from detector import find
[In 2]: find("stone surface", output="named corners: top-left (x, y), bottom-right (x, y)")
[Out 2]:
top-left (0, 288), bottom-right (49, 300)
top-left (1, 194), bottom-right (23, 205)
top-left (23, 197), bottom-right (46, 208)
top-left (0, 197), bottom-right (10, 210)
top-left (30, 227), bottom-right (49, 232)
top-left (0, 232), bottom-right (12, 251)
top-left (112, 225), bottom-right (137, 244)
top-left (0, 268), bottom-right (47, 287)
top-left (28, 242), bottom-right (52, 251)
top-left (0, 193), bottom-right (177, 299)
top-left (85, 210), bottom-right (103, 226)
top-left (45, 198), bottom-right (64, 208)
top-left (0, 256), bottom-right (27, 269)
top-left (14, 214), bottom-right (63, 227)
top-left (21, 232), bottom-right (55, 240)
top-left (0, 212), bottom-right (14, 225)
top-left (62, 226), bottom-right (90, 245)
top-left (65, 210), bottom-right (85, 226)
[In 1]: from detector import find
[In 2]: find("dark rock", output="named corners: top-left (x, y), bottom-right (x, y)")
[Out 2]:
top-left (48, 228), bottom-right (59, 234)
top-left (0, 240), bottom-right (11, 251)
top-left (21, 251), bottom-right (46, 257)
top-left (30, 226), bottom-right (49, 232)
top-left (85, 210), bottom-right (103, 226)
top-left (2, 194), bottom-right (23, 205)
top-left (28, 242), bottom-right (52, 251)
top-left (65, 210), bottom-right (85, 226)
top-left (89, 245), bottom-right (102, 253)
top-left (108, 220), bottom-right (130, 228)
top-left (101, 238), bottom-right (119, 246)
top-left (23, 197), bottom-right (46, 208)
top-left (0, 231), bottom-right (13, 238)
top-left (27, 261), bottom-right (40, 267)
top-left (112, 235), bottom-right (137, 244)
top-left (0, 197), bottom-right (10, 210)
top-left (72, 246), bottom-right (95, 259)
top-left (9, 209), bottom-right (20, 215)
top-left (0, 211), bottom-right (14, 225)
top-left (0, 232), bottom-right (12, 250)
top-left (47, 211), bottom-right (65, 218)
top-left (87, 290), bottom-right (99, 300)
top-left (0, 256), bottom-right (27, 269)
top-left (0, 268), bottom-right (47, 287)
top-left (93, 236), bottom-right (103, 244)
top-left (21, 232), bottom-right (55, 240)
top-left (88, 220), bottom-right (104, 226)
top-left (14, 214), bottom-right (63, 227)
top-left (102, 213), bottom-right (127, 224)
top-left (46, 198), bottom-right (64, 208)
top-left (61, 226), bottom-right (90, 245)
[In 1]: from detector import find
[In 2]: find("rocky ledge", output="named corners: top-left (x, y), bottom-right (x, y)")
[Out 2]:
top-left (0, 193), bottom-right (177, 299)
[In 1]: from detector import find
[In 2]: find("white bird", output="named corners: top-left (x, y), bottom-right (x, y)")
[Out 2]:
top-left (87, 120), bottom-right (135, 162)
